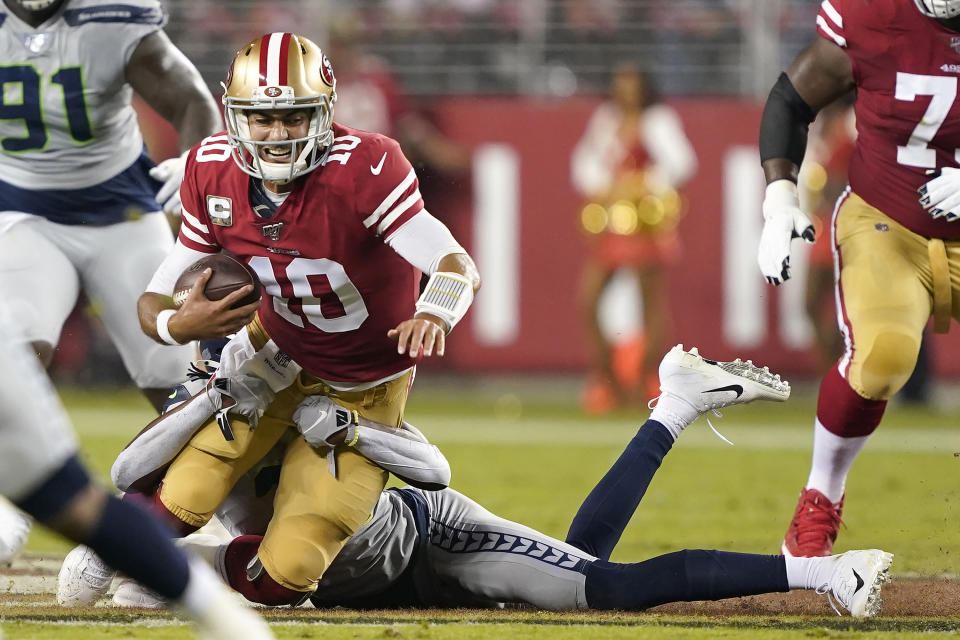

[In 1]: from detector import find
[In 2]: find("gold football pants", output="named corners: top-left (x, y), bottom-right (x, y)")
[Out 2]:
top-left (834, 192), bottom-right (960, 400)
top-left (159, 318), bottom-right (412, 591)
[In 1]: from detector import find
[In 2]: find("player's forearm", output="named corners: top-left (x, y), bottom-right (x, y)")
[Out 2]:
top-left (759, 74), bottom-right (816, 185)
top-left (111, 390), bottom-right (217, 491)
top-left (350, 420), bottom-right (451, 490)
top-left (137, 292), bottom-right (176, 344)
top-left (435, 252), bottom-right (481, 294)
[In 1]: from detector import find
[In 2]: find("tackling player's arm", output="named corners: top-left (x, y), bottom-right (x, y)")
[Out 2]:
top-left (126, 31), bottom-right (222, 215)
top-left (757, 37), bottom-right (855, 285)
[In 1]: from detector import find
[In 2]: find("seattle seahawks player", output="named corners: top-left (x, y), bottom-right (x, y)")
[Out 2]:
top-left (0, 307), bottom-right (275, 640)
top-left (0, 0), bottom-right (221, 562)
top-left (62, 345), bottom-right (893, 618)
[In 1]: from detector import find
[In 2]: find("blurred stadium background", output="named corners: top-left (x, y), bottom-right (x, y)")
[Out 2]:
top-left (50, 0), bottom-right (960, 398)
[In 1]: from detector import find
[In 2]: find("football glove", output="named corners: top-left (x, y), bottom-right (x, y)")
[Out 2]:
top-left (757, 179), bottom-right (816, 285)
top-left (149, 150), bottom-right (188, 216)
top-left (918, 168), bottom-right (960, 222)
top-left (293, 395), bottom-right (358, 449)
top-left (217, 327), bottom-right (301, 393)
top-left (206, 373), bottom-right (275, 429)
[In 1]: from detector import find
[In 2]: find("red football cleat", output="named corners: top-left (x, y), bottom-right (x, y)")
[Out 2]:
top-left (782, 487), bottom-right (844, 557)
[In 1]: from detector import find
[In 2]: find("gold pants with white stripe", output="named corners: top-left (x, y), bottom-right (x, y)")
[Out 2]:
top-left (159, 317), bottom-right (411, 591)
top-left (833, 192), bottom-right (960, 400)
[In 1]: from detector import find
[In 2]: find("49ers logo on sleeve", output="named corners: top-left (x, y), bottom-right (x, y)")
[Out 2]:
top-left (320, 54), bottom-right (336, 87)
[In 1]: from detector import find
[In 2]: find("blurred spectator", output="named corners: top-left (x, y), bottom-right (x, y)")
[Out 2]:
top-left (571, 62), bottom-right (696, 413)
top-left (801, 97), bottom-right (855, 372)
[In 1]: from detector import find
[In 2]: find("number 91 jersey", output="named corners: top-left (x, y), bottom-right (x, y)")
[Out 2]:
top-left (0, 0), bottom-right (164, 190)
top-left (177, 123), bottom-right (424, 383)
top-left (817, 0), bottom-right (960, 239)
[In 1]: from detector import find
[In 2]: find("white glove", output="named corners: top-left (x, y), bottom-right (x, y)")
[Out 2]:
top-left (149, 150), bottom-right (188, 216)
top-left (218, 327), bottom-right (302, 393)
top-left (206, 373), bottom-right (275, 428)
top-left (757, 179), bottom-right (816, 286)
top-left (292, 395), bottom-right (358, 449)
top-left (918, 168), bottom-right (960, 222)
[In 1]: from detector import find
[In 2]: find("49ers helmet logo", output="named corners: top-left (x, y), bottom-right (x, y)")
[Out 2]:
top-left (264, 86), bottom-right (282, 97)
top-left (320, 54), bottom-right (336, 87)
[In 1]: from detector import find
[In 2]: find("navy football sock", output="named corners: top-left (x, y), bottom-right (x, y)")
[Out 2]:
top-left (85, 495), bottom-right (191, 601)
top-left (565, 420), bottom-right (674, 560)
top-left (585, 550), bottom-right (789, 610)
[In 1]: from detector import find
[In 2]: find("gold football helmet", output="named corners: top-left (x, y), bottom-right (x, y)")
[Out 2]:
top-left (222, 32), bottom-right (337, 183)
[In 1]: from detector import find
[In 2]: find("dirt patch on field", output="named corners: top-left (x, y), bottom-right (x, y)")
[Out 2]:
top-left (651, 578), bottom-right (959, 617)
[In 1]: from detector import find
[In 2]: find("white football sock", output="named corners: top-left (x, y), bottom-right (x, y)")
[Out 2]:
top-left (784, 554), bottom-right (834, 589)
top-left (178, 558), bottom-right (226, 619)
top-left (805, 419), bottom-right (869, 503)
top-left (649, 392), bottom-right (700, 441)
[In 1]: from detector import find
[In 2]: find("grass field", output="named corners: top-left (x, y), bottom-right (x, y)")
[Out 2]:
top-left (2, 376), bottom-right (959, 638)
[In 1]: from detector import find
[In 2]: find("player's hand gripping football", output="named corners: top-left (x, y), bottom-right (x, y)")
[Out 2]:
top-left (168, 269), bottom-right (260, 341)
top-left (149, 150), bottom-right (188, 216)
top-left (918, 168), bottom-right (960, 222)
top-left (388, 314), bottom-right (446, 358)
top-left (757, 179), bottom-right (816, 285)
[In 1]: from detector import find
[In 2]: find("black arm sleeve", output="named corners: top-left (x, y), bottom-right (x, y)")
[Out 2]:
top-left (759, 72), bottom-right (818, 166)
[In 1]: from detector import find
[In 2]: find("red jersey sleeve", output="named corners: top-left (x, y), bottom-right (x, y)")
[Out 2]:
top-left (356, 136), bottom-right (425, 241)
top-left (176, 135), bottom-right (224, 254)
top-left (816, 0), bottom-right (847, 49)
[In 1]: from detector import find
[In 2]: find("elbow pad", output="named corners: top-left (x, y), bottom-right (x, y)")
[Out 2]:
top-left (759, 72), bottom-right (818, 166)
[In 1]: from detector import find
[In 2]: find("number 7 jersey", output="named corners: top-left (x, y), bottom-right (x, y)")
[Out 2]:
top-left (0, 0), bottom-right (164, 190)
top-left (178, 123), bottom-right (424, 384)
top-left (817, 0), bottom-right (960, 239)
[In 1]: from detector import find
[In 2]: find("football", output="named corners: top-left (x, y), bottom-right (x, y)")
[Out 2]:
top-left (172, 254), bottom-right (262, 308)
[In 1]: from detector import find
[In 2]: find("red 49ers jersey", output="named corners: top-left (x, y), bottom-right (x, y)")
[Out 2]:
top-left (178, 123), bottom-right (423, 382)
top-left (817, 0), bottom-right (960, 239)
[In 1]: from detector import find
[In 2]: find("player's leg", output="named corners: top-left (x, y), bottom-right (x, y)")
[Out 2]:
top-left (0, 314), bottom-right (273, 638)
top-left (566, 345), bottom-right (790, 560)
top-left (0, 218), bottom-right (80, 563)
top-left (74, 213), bottom-right (194, 411)
top-left (584, 547), bottom-right (892, 618)
top-left (220, 373), bottom-right (412, 605)
top-left (636, 264), bottom-right (669, 399)
top-left (783, 194), bottom-right (931, 557)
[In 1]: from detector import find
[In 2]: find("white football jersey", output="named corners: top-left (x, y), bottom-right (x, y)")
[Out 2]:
top-left (0, 0), bottom-right (164, 189)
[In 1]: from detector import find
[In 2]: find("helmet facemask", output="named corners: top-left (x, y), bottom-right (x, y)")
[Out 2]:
top-left (914, 0), bottom-right (960, 18)
top-left (223, 86), bottom-right (335, 184)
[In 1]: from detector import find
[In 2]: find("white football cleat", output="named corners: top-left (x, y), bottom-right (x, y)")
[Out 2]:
top-left (0, 499), bottom-right (32, 565)
top-left (113, 578), bottom-right (166, 609)
top-left (817, 549), bottom-right (893, 618)
top-left (56, 545), bottom-right (117, 606)
top-left (658, 344), bottom-right (791, 412)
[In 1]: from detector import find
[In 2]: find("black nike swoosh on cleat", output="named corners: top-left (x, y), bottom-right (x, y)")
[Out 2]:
top-left (852, 569), bottom-right (865, 593)
top-left (703, 384), bottom-right (744, 398)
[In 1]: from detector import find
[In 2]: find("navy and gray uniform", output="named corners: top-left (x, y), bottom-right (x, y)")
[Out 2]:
top-left (312, 487), bottom-right (594, 610)
top-left (0, 0), bottom-right (193, 388)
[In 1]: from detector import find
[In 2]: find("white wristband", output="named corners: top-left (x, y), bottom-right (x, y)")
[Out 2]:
top-left (415, 271), bottom-right (474, 334)
top-left (156, 309), bottom-right (183, 345)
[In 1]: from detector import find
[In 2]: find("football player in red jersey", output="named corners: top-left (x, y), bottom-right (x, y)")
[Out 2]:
top-left (758, 0), bottom-right (960, 558)
top-left (134, 32), bottom-right (480, 605)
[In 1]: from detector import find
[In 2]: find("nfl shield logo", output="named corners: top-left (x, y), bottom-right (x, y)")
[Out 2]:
top-left (951, 36), bottom-right (960, 55)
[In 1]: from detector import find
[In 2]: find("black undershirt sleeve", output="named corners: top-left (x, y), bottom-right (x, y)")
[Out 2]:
top-left (759, 72), bottom-right (818, 166)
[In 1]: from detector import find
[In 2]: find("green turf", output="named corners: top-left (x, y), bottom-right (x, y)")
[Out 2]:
top-left (12, 382), bottom-right (960, 638)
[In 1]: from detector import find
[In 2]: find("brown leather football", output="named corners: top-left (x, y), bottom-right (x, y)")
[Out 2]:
top-left (172, 254), bottom-right (261, 308)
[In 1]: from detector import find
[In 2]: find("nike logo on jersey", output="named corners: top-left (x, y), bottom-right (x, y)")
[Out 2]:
top-left (371, 152), bottom-right (387, 175)
top-left (703, 384), bottom-right (744, 399)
